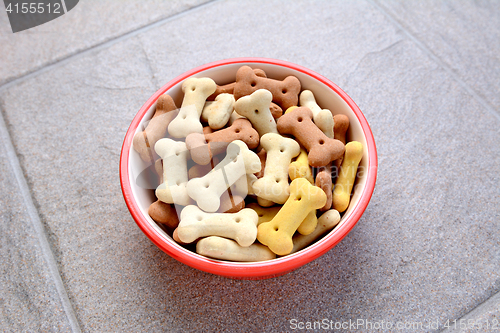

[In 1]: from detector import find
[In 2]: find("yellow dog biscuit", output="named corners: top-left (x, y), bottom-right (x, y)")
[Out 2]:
top-left (288, 148), bottom-right (314, 184)
top-left (332, 141), bottom-right (363, 212)
top-left (257, 178), bottom-right (326, 255)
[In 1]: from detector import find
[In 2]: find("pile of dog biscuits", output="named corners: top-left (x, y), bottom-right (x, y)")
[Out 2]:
top-left (133, 65), bottom-right (363, 262)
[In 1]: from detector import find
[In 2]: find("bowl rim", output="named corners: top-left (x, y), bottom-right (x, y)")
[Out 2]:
top-left (120, 57), bottom-right (378, 278)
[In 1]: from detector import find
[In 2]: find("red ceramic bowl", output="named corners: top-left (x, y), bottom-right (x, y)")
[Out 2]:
top-left (120, 58), bottom-right (377, 279)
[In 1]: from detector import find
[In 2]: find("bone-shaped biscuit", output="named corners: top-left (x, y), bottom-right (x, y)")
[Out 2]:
top-left (185, 118), bottom-right (259, 166)
top-left (196, 236), bottom-right (276, 262)
top-left (299, 90), bottom-right (334, 138)
top-left (133, 94), bottom-right (178, 162)
top-left (296, 210), bottom-right (318, 236)
top-left (315, 163), bottom-right (333, 211)
top-left (154, 138), bottom-right (192, 206)
top-left (332, 141), bottom-right (363, 213)
top-left (233, 89), bottom-right (278, 138)
top-left (247, 202), bottom-right (316, 235)
top-left (332, 114), bottom-right (351, 174)
top-left (148, 200), bottom-right (179, 229)
top-left (168, 77), bottom-right (216, 138)
top-left (186, 140), bottom-right (260, 212)
top-left (207, 68), bottom-right (267, 101)
top-left (290, 209), bottom-right (341, 254)
top-left (201, 93), bottom-right (235, 130)
top-left (176, 205), bottom-right (258, 247)
top-left (289, 148), bottom-right (314, 184)
top-left (233, 65), bottom-right (301, 110)
top-left (252, 133), bottom-right (300, 204)
top-left (246, 203), bottom-right (281, 226)
top-left (218, 190), bottom-right (245, 213)
top-left (277, 107), bottom-right (345, 167)
top-left (257, 178), bottom-right (326, 255)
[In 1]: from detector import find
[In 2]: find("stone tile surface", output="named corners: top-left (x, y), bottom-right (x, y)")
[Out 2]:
top-left (374, 0), bottom-right (500, 113)
top-left (444, 291), bottom-right (500, 332)
top-left (0, 123), bottom-right (72, 332)
top-left (0, 0), bottom-right (211, 85)
top-left (0, 0), bottom-right (499, 332)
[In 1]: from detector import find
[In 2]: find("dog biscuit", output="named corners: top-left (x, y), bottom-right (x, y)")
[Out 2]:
top-left (290, 209), bottom-right (341, 254)
top-left (246, 203), bottom-right (281, 225)
top-left (277, 107), bottom-right (344, 167)
top-left (315, 163), bottom-right (333, 211)
top-left (186, 118), bottom-right (259, 165)
top-left (196, 236), bottom-right (276, 262)
top-left (234, 65), bottom-right (301, 110)
top-left (234, 89), bottom-right (278, 138)
top-left (133, 94), bottom-right (178, 162)
top-left (257, 178), bottom-right (326, 255)
top-left (207, 68), bottom-right (267, 101)
top-left (201, 93), bottom-right (235, 130)
top-left (148, 200), bottom-right (179, 229)
top-left (154, 138), bottom-right (192, 206)
top-left (333, 141), bottom-right (363, 212)
top-left (252, 133), bottom-right (300, 204)
top-left (168, 77), bottom-right (216, 138)
top-left (299, 90), bottom-right (334, 138)
top-left (289, 148), bottom-right (314, 184)
top-left (177, 205), bottom-right (258, 247)
top-left (186, 140), bottom-right (260, 212)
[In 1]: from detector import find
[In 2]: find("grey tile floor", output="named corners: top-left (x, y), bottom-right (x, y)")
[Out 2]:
top-left (1, 0), bottom-right (499, 332)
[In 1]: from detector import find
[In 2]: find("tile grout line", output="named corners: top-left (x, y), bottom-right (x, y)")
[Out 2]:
top-left (439, 291), bottom-right (500, 332)
top-left (367, 0), bottom-right (500, 123)
top-left (0, 110), bottom-right (81, 333)
top-left (0, 0), bottom-right (221, 92)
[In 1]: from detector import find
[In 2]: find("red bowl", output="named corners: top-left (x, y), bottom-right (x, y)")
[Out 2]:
top-left (120, 58), bottom-right (377, 279)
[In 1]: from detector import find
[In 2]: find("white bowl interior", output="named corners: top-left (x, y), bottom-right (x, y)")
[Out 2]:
top-left (127, 62), bottom-right (371, 256)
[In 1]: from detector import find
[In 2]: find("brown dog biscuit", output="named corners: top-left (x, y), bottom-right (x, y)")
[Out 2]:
top-left (315, 163), bottom-right (333, 211)
top-left (148, 200), bottom-right (180, 229)
top-left (333, 114), bottom-right (349, 145)
top-left (133, 94), bottom-right (178, 162)
top-left (218, 191), bottom-right (245, 213)
top-left (185, 118), bottom-right (259, 165)
top-left (207, 68), bottom-right (267, 101)
top-left (270, 102), bottom-right (283, 119)
top-left (254, 148), bottom-right (266, 178)
top-left (233, 65), bottom-right (301, 110)
top-left (277, 107), bottom-right (345, 167)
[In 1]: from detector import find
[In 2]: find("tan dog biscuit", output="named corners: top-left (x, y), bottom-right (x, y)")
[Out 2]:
top-left (296, 210), bottom-right (318, 236)
top-left (133, 94), bottom-right (178, 162)
top-left (233, 65), bottom-right (301, 110)
top-left (299, 90), bottom-right (334, 138)
top-left (277, 107), bottom-right (345, 167)
top-left (315, 164), bottom-right (333, 211)
top-left (207, 68), bottom-right (267, 101)
top-left (333, 141), bottom-right (363, 212)
top-left (196, 236), bottom-right (276, 262)
top-left (290, 209), bottom-right (341, 254)
top-left (257, 178), bottom-right (326, 255)
top-left (201, 93), bottom-right (235, 130)
top-left (148, 200), bottom-right (179, 229)
top-left (233, 89), bottom-right (278, 138)
top-left (252, 133), bottom-right (300, 204)
top-left (168, 77), bottom-right (216, 138)
top-left (333, 114), bottom-right (350, 144)
top-left (186, 118), bottom-right (259, 166)
top-left (177, 206), bottom-right (258, 247)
